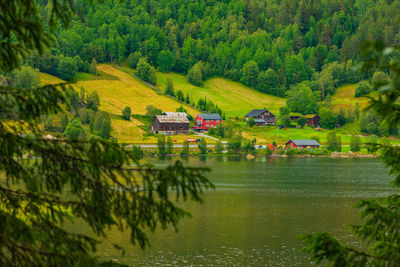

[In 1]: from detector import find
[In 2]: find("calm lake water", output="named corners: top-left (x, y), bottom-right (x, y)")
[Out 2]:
top-left (77, 157), bottom-right (396, 266)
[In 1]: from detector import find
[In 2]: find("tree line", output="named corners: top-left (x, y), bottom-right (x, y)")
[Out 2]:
top-left (27, 0), bottom-right (399, 98)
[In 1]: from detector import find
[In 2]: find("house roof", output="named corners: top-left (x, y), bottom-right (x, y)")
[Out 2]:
top-left (163, 112), bottom-right (188, 118)
top-left (155, 115), bottom-right (189, 123)
top-left (245, 109), bottom-right (274, 117)
top-left (198, 113), bottom-right (222, 120)
top-left (287, 139), bottom-right (321, 146)
top-left (304, 114), bottom-right (319, 119)
top-left (254, 119), bottom-right (266, 123)
top-left (289, 112), bottom-right (303, 117)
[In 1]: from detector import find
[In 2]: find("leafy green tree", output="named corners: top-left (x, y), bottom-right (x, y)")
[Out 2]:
top-left (228, 135), bottom-right (243, 154)
top-left (242, 140), bottom-right (255, 154)
top-left (265, 146), bottom-right (272, 156)
top-left (336, 135), bottom-right (342, 152)
top-left (285, 54), bottom-right (310, 87)
top-left (355, 81), bottom-right (371, 97)
top-left (297, 116), bottom-right (307, 128)
top-left (301, 42), bottom-right (400, 265)
top-left (350, 135), bottom-right (362, 152)
top-left (94, 111), bottom-right (108, 132)
top-left (122, 106), bottom-right (131, 120)
top-left (145, 105), bottom-right (162, 117)
top-left (241, 60), bottom-right (259, 88)
top-left (100, 116), bottom-right (111, 139)
top-left (198, 138), bottom-right (208, 154)
top-left (166, 137), bottom-right (173, 154)
top-left (90, 57), bottom-right (97, 75)
top-left (279, 106), bottom-right (290, 116)
top-left (176, 90), bottom-right (184, 101)
top-left (286, 83), bottom-right (318, 115)
top-left (247, 116), bottom-right (255, 127)
top-left (319, 107), bottom-right (337, 129)
top-left (79, 87), bottom-right (86, 103)
top-left (78, 108), bottom-right (93, 125)
top-left (165, 78), bottom-right (175, 96)
top-left (137, 57), bottom-right (151, 82)
top-left (12, 66), bottom-right (40, 89)
top-left (215, 141), bottom-right (224, 154)
top-left (372, 71), bottom-right (387, 85)
top-left (86, 91), bottom-right (100, 112)
top-left (188, 63), bottom-right (203, 86)
top-left (326, 132), bottom-right (337, 151)
top-left (157, 135), bottom-right (166, 155)
top-left (127, 51), bottom-right (142, 69)
top-left (181, 140), bottom-right (189, 156)
top-left (157, 50), bottom-right (175, 72)
top-left (60, 113), bottom-right (69, 132)
top-left (57, 56), bottom-right (78, 81)
top-left (65, 118), bottom-right (86, 139)
top-left (148, 66), bottom-right (157, 86)
top-left (70, 90), bottom-right (80, 114)
top-left (257, 68), bottom-right (279, 94)
top-left (281, 115), bottom-right (291, 127)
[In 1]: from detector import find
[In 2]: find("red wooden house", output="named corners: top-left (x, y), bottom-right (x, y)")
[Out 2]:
top-left (193, 113), bottom-right (222, 131)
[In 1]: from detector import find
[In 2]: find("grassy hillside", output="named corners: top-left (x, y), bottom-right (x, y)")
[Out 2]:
top-left (76, 65), bottom-right (198, 116)
top-left (331, 84), bottom-right (372, 112)
top-left (155, 71), bottom-right (285, 117)
top-left (40, 66), bottom-right (216, 144)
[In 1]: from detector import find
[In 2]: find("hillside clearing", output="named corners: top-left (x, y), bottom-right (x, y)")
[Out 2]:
top-left (76, 65), bottom-right (198, 117)
top-left (331, 84), bottom-right (371, 112)
top-left (155, 71), bottom-right (285, 117)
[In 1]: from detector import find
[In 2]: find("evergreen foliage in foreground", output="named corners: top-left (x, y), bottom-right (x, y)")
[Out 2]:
top-left (0, 1), bottom-right (213, 266)
top-left (300, 41), bottom-right (400, 266)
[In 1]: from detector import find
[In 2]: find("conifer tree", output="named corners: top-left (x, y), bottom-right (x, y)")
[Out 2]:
top-left (0, 2), bottom-right (212, 266)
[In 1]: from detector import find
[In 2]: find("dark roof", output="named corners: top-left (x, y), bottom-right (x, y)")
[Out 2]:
top-left (254, 119), bottom-right (266, 123)
top-left (198, 113), bottom-right (222, 120)
top-left (245, 109), bottom-right (274, 117)
top-left (287, 139), bottom-right (321, 146)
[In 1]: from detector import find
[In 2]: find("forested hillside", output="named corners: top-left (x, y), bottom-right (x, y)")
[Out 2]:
top-left (28, 0), bottom-right (399, 99)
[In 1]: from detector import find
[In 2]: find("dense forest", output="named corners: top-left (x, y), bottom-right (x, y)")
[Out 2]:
top-left (26, 0), bottom-right (398, 98)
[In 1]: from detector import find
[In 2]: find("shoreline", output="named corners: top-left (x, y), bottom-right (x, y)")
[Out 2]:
top-left (139, 153), bottom-right (380, 159)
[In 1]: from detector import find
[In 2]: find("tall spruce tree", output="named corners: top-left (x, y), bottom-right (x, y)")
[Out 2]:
top-left (0, 1), bottom-right (213, 266)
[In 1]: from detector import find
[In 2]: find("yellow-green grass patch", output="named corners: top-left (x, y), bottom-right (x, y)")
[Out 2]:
top-left (331, 84), bottom-right (372, 112)
top-left (76, 65), bottom-right (198, 117)
top-left (40, 73), bottom-right (65, 86)
top-left (155, 71), bottom-right (286, 117)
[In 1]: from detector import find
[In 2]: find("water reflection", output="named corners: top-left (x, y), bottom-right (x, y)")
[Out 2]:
top-left (72, 157), bottom-right (394, 266)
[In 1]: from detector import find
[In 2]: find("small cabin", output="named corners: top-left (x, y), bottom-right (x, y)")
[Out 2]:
top-left (150, 114), bottom-right (190, 135)
top-left (289, 112), bottom-right (302, 121)
top-left (193, 113), bottom-right (222, 131)
top-left (285, 139), bottom-right (320, 149)
top-left (305, 114), bottom-right (320, 127)
top-left (245, 109), bottom-right (276, 125)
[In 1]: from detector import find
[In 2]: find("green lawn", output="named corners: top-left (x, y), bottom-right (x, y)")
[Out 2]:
top-left (155, 71), bottom-right (285, 117)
